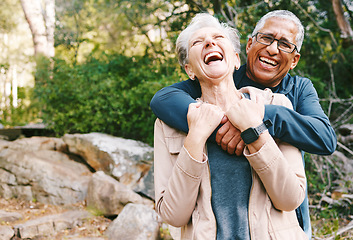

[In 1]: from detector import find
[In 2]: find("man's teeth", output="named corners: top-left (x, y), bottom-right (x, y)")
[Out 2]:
top-left (204, 52), bottom-right (223, 64)
top-left (260, 57), bottom-right (277, 66)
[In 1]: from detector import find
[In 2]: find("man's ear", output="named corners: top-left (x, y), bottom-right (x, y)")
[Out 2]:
top-left (290, 52), bottom-right (301, 70)
top-left (184, 64), bottom-right (195, 80)
top-left (245, 37), bottom-right (253, 55)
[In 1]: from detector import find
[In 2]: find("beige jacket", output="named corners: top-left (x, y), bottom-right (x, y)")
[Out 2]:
top-left (154, 88), bottom-right (308, 240)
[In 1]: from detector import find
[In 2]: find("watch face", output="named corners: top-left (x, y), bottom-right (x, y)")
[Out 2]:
top-left (241, 127), bottom-right (259, 144)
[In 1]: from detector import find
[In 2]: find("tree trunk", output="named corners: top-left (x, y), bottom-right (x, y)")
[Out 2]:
top-left (20, 0), bottom-right (55, 57)
top-left (44, 0), bottom-right (55, 57)
top-left (331, 0), bottom-right (353, 47)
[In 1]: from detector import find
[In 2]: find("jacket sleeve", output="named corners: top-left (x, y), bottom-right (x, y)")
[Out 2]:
top-left (245, 93), bottom-right (306, 211)
top-left (245, 139), bottom-right (306, 211)
top-left (265, 80), bottom-right (337, 155)
top-left (150, 79), bottom-right (201, 133)
top-left (154, 119), bottom-right (208, 227)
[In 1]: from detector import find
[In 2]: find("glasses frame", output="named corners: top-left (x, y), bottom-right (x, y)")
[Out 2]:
top-left (253, 32), bottom-right (298, 53)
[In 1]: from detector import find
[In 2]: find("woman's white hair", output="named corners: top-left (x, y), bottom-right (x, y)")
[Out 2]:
top-left (176, 13), bottom-right (240, 67)
top-left (252, 10), bottom-right (305, 52)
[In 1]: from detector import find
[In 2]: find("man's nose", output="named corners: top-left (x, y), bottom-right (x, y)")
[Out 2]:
top-left (267, 40), bottom-right (279, 54)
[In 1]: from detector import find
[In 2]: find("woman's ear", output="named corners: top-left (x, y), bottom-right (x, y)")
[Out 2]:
top-left (234, 52), bottom-right (241, 70)
top-left (184, 64), bottom-right (196, 80)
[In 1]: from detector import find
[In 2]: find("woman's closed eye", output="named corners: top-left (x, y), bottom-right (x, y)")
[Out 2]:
top-left (192, 39), bottom-right (202, 46)
top-left (214, 35), bottom-right (224, 39)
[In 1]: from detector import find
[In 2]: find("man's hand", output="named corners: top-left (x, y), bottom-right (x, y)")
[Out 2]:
top-left (216, 116), bottom-right (245, 156)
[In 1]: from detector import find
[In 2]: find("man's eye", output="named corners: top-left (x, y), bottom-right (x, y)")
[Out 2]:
top-left (261, 36), bottom-right (273, 42)
top-left (279, 41), bottom-right (291, 49)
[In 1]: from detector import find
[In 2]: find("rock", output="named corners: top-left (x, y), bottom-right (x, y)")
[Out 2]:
top-left (9, 136), bottom-right (68, 152)
top-left (63, 133), bottom-right (154, 190)
top-left (0, 225), bottom-right (14, 240)
top-left (338, 124), bottom-right (353, 136)
top-left (0, 148), bottom-right (92, 205)
top-left (0, 210), bottom-right (23, 222)
top-left (337, 124), bottom-right (353, 146)
top-left (86, 171), bottom-right (153, 216)
top-left (0, 139), bottom-right (9, 149)
top-left (14, 210), bottom-right (92, 239)
top-left (59, 237), bottom-right (106, 240)
top-left (133, 162), bottom-right (155, 200)
top-left (105, 203), bottom-right (160, 240)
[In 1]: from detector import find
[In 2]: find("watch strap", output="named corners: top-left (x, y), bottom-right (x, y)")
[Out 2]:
top-left (241, 119), bottom-right (273, 144)
top-left (256, 119), bottom-right (273, 133)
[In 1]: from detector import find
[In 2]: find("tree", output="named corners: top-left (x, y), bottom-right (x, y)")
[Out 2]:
top-left (20, 0), bottom-right (55, 58)
top-left (332, 0), bottom-right (353, 47)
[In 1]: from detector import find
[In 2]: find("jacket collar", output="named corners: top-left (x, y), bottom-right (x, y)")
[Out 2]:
top-left (234, 64), bottom-right (294, 95)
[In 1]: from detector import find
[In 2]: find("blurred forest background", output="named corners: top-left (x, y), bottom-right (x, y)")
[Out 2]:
top-left (0, 0), bottom-right (353, 239)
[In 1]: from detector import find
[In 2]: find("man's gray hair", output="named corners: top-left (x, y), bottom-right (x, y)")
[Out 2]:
top-left (251, 10), bottom-right (305, 52)
top-left (176, 13), bottom-right (240, 67)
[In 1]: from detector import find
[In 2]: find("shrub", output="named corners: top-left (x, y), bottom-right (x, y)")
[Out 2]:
top-left (34, 54), bottom-right (185, 146)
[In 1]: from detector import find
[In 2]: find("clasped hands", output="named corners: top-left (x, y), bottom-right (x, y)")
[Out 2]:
top-left (187, 89), bottom-right (265, 156)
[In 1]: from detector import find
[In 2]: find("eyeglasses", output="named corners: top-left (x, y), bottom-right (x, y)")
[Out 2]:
top-left (253, 32), bottom-right (298, 53)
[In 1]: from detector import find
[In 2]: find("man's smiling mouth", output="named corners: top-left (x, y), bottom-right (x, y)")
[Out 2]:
top-left (204, 52), bottom-right (223, 64)
top-left (260, 56), bottom-right (278, 66)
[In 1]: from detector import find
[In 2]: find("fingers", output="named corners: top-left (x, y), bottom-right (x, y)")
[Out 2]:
top-left (234, 140), bottom-right (245, 156)
top-left (216, 120), bottom-right (244, 155)
top-left (220, 115), bottom-right (228, 124)
top-left (215, 121), bottom-right (230, 145)
top-left (189, 102), bottom-right (202, 110)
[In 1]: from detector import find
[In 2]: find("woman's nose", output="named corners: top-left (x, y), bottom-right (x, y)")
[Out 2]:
top-left (205, 37), bottom-right (216, 47)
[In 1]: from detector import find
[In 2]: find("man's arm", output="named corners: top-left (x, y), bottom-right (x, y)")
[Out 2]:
top-left (150, 77), bottom-right (337, 155)
top-left (265, 79), bottom-right (337, 155)
top-left (150, 79), bottom-right (201, 133)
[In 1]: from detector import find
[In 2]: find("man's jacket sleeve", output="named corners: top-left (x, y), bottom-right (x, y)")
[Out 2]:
top-left (150, 79), bottom-right (201, 133)
top-left (265, 79), bottom-right (337, 155)
top-left (150, 77), bottom-right (337, 155)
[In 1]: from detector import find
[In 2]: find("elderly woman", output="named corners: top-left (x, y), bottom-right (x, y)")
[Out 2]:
top-left (154, 13), bottom-right (308, 240)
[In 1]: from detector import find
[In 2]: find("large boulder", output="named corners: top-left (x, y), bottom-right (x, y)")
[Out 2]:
top-left (0, 137), bottom-right (92, 205)
top-left (105, 203), bottom-right (160, 240)
top-left (63, 133), bottom-right (154, 192)
top-left (86, 171), bottom-right (153, 216)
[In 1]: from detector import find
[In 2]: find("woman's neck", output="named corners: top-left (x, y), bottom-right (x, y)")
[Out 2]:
top-left (200, 77), bottom-right (242, 111)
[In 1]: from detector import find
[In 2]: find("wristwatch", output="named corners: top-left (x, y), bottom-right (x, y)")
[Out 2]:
top-left (241, 119), bottom-right (273, 144)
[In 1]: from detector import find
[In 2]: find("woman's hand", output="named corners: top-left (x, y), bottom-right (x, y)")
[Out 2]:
top-left (226, 93), bottom-right (265, 132)
top-left (184, 102), bottom-right (224, 161)
top-left (187, 102), bottom-right (224, 141)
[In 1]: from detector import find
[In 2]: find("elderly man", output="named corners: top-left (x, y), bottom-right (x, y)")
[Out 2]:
top-left (150, 10), bottom-right (337, 239)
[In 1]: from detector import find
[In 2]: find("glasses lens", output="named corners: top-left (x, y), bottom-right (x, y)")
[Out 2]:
top-left (278, 41), bottom-right (295, 53)
top-left (256, 33), bottom-right (296, 53)
top-left (256, 33), bottom-right (273, 45)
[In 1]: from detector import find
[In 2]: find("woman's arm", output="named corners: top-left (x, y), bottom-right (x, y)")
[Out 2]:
top-left (154, 103), bottom-right (223, 227)
top-left (226, 91), bottom-right (306, 211)
top-left (154, 119), bottom-right (206, 227)
top-left (245, 136), bottom-right (306, 211)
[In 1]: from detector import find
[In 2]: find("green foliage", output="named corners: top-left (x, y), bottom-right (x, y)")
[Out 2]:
top-left (34, 53), bottom-right (184, 146)
top-left (0, 87), bottom-right (40, 127)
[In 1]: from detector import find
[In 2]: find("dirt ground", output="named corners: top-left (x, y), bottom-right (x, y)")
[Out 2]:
top-left (0, 197), bottom-right (111, 239)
